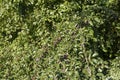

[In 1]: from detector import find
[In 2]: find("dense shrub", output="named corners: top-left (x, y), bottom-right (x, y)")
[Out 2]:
top-left (0, 0), bottom-right (120, 79)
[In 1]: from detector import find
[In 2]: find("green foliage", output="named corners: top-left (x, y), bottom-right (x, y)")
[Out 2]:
top-left (0, 0), bottom-right (120, 79)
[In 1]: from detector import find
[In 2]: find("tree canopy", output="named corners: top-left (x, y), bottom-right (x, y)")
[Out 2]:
top-left (0, 0), bottom-right (120, 79)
